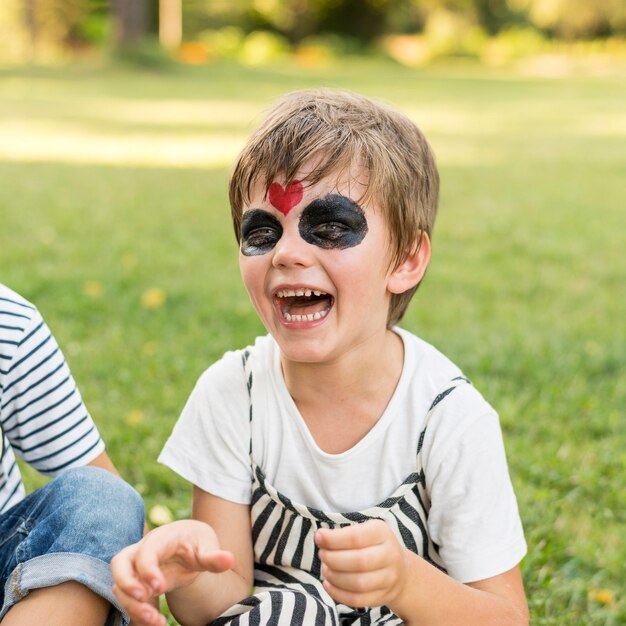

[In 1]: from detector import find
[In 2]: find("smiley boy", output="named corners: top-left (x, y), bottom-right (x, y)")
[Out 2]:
top-left (112, 89), bottom-right (528, 626)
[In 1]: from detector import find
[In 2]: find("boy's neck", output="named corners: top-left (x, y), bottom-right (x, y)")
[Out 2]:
top-left (279, 328), bottom-right (404, 452)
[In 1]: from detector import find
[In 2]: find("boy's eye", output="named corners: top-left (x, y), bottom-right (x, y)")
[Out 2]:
top-left (241, 209), bottom-right (283, 256)
top-left (246, 227), bottom-right (279, 246)
top-left (299, 194), bottom-right (368, 250)
top-left (312, 222), bottom-right (350, 240)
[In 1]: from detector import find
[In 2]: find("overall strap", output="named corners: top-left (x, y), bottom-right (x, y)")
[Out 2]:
top-left (416, 375), bottom-right (472, 458)
top-left (241, 349), bottom-right (254, 460)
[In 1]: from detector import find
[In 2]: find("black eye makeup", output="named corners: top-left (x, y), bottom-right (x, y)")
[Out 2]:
top-left (298, 194), bottom-right (369, 250)
top-left (240, 209), bottom-right (283, 256)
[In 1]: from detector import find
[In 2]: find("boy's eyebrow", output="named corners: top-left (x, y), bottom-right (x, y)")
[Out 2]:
top-left (298, 192), bottom-right (349, 209)
top-left (299, 193), bottom-right (367, 218)
top-left (240, 208), bottom-right (281, 230)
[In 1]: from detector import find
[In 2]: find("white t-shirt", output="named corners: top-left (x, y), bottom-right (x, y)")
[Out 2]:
top-left (0, 284), bottom-right (105, 514)
top-left (160, 328), bottom-right (526, 582)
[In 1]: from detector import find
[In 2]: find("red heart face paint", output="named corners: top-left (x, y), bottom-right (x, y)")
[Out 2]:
top-left (268, 180), bottom-right (303, 216)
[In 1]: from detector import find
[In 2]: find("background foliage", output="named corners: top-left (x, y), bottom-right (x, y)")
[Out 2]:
top-left (1, 0), bottom-right (625, 64)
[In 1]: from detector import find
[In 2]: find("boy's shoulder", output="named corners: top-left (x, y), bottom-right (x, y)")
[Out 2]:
top-left (195, 334), bottom-right (276, 393)
top-left (397, 327), bottom-right (465, 388)
top-left (0, 284), bottom-right (41, 365)
top-left (0, 283), bottom-right (38, 320)
top-left (398, 328), bottom-right (499, 454)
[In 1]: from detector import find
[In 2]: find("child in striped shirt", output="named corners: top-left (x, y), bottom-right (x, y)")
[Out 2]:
top-left (112, 89), bottom-right (528, 626)
top-left (0, 283), bottom-right (144, 626)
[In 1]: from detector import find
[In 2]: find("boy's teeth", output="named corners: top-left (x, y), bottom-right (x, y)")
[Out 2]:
top-left (276, 288), bottom-right (327, 298)
top-left (284, 308), bottom-right (330, 323)
top-left (276, 288), bottom-right (332, 323)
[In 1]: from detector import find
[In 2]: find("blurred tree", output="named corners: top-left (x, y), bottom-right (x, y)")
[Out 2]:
top-left (413, 0), bottom-right (625, 38)
top-left (24, 0), bottom-right (37, 50)
top-left (3, 0), bottom-right (623, 65)
top-left (159, 0), bottom-right (182, 48)
top-left (246, 0), bottom-right (406, 44)
top-left (36, 0), bottom-right (87, 43)
top-left (526, 0), bottom-right (625, 39)
top-left (76, 0), bottom-right (109, 45)
top-left (177, 0), bottom-right (626, 45)
top-left (183, 0), bottom-right (251, 36)
top-left (112, 0), bottom-right (150, 45)
top-left (316, 0), bottom-right (403, 43)
top-left (247, 0), bottom-right (316, 43)
top-left (414, 0), bottom-right (522, 35)
top-left (474, 0), bottom-right (522, 34)
top-left (0, 0), bottom-right (86, 61)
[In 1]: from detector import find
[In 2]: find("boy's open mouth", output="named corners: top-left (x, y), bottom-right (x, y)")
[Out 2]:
top-left (274, 288), bottom-right (334, 323)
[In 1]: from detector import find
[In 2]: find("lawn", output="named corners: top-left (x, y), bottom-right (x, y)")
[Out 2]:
top-left (0, 57), bottom-right (624, 624)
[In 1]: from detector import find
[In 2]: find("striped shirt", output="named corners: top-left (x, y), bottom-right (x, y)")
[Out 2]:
top-left (0, 284), bottom-right (104, 514)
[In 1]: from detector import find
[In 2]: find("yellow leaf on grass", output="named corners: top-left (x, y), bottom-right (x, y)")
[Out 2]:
top-left (589, 589), bottom-right (616, 606)
top-left (124, 410), bottom-right (144, 426)
top-left (149, 504), bottom-right (174, 527)
top-left (83, 280), bottom-right (104, 298)
top-left (141, 287), bottom-right (166, 310)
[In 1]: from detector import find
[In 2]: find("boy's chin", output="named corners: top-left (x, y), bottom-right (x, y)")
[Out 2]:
top-left (272, 335), bottom-right (335, 365)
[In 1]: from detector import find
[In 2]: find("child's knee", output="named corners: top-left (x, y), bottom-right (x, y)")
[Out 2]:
top-left (43, 467), bottom-right (144, 556)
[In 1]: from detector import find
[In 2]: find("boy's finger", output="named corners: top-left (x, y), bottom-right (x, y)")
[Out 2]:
top-left (172, 541), bottom-right (233, 574)
top-left (315, 520), bottom-right (386, 550)
top-left (318, 544), bottom-right (383, 572)
top-left (131, 544), bottom-right (168, 594)
top-left (322, 578), bottom-right (373, 610)
top-left (113, 584), bottom-right (165, 626)
top-left (110, 546), bottom-right (152, 599)
top-left (321, 566), bottom-right (387, 595)
top-left (196, 548), bottom-right (236, 573)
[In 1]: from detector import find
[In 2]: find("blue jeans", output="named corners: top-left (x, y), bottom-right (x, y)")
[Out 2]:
top-left (0, 466), bottom-right (144, 626)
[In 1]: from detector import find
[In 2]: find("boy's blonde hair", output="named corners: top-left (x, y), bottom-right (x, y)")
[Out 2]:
top-left (229, 88), bottom-right (439, 327)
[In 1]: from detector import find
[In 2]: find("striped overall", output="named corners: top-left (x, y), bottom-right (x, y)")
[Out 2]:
top-left (211, 354), bottom-right (469, 625)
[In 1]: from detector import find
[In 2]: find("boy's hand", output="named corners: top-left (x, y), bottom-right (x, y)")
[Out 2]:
top-left (111, 520), bottom-right (235, 626)
top-left (315, 519), bottom-right (408, 610)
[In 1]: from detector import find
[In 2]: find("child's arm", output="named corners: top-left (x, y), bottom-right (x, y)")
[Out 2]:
top-left (112, 489), bottom-right (253, 626)
top-left (316, 520), bottom-right (528, 626)
top-left (165, 488), bottom-right (254, 625)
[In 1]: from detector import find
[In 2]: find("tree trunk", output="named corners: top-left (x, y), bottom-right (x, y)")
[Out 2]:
top-left (112, 0), bottom-right (149, 45)
top-left (159, 0), bottom-right (182, 49)
top-left (23, 0), bottom-right (38, 55)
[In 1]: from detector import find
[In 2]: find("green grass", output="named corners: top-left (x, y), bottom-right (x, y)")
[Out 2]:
top-left (1, 58), bottom-right (624, 624)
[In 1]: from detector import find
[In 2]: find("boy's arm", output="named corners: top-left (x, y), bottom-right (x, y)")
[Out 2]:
top-left (164, 487), bottom-right (253, 626)
top-left (112, 488), bottom-right (253, 626)
top-left (393, 553), bottom-right (527, 625)
top-left (86, 450), bottom-right (121, 474)
top-left (316, 520), bottom-right (528, 626)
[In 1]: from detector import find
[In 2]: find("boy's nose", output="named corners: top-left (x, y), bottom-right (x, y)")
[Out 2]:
top-left (271, 226), bottom-right (312, 269)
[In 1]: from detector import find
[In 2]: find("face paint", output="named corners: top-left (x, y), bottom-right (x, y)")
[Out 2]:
top-left (240, 209), bottom-right (283, 256)
top-left (298, 194), bottom-right (369, 250)
top-left (268, 180), bottom-right (303, 216)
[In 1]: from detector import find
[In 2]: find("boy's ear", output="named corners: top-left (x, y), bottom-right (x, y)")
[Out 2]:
top-left (387, 232), bottom-right (431, 294)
